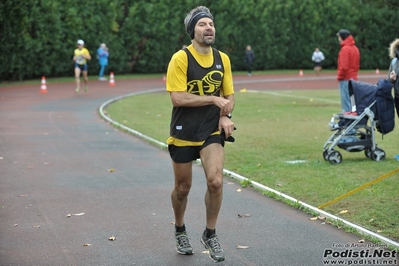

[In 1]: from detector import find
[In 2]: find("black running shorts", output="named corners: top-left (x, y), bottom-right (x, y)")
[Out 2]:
top-left (168, 134), bottom-right (224, 163)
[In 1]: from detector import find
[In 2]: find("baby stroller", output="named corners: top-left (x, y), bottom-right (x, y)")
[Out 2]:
top-left (323, 79), bottom-right (395, 164)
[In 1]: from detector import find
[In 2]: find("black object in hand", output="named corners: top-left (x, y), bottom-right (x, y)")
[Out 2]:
top-left (221, 127), bottom-right (236, 142)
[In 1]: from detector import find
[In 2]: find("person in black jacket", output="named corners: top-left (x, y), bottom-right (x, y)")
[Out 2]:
top-left (244, 45), bottom-right (255, 76)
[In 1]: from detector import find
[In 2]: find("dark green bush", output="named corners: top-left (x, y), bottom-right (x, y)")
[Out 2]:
top-left (1, 0), bottom-right (398, 81)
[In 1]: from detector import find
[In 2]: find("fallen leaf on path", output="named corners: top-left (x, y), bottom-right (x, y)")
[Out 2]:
top-left (108, 168), bottom-right (115, 172)
top-left (33, 225), bottom-right (41, 228)
top-left (236, 245), bottom-right (250, 249)
top-left (83, 243), bottom-right (91, 246)
top-left (309, 217), bottom-right (318, 221)
top-left (318, 216), bottom-right (326, 220)
top-left (67, 212), bottom-right (85, 217)
top-left (236, 188), bottom-right (241, 192)
top-left (358, 239), bottom-right (365, 243)
top-left (237, 214), bottom-right (251, 218)
top-left (108, 235), bottom-right (116, 241)
top-left (14, 224), bottom-right (18, 227)
top-left (202, 251), bottom-right (209, 254)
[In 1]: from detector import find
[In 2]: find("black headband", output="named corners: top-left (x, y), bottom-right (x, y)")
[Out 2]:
top-left (187, 12), bottom-right (213, 39)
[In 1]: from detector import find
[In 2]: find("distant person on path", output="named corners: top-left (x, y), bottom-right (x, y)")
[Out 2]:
top-left (165, 5), bottom-right (235, 263)
top-left (336, 29), bottom-right (360, 113)
top-left (244, 45), bottom-right (255, 76)
top-left (73, 39), bottom-right (91, 93)
top-left (97, 43), bottom-right (109, 81)
top-left (312, 47), bottom-right (325, 75)
top-left (387, 38), bottom-right (399, 118)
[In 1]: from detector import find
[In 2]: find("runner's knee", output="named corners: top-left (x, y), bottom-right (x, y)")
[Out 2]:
top-left (206, 176), bottom-right (223, 193)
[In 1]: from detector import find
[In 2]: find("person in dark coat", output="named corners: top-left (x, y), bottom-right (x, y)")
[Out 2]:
top-left (244, 45), bottom-right (255, 76)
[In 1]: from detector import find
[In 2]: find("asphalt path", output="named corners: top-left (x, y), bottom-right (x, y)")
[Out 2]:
top-left (0, 74), bottom-right (396, 266)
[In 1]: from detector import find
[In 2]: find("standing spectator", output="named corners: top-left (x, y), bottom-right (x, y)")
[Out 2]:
top-left (312, 47), bottom-right (325, 76)
top-left (73, 39), bottom-right (91, 93)
top-left (336, 29), bottom-right (360, 113)
top-left (387, 38), bottom-right (399, 118)
top-left (244, 45), bottom-right (255, 76)
top-left (97, 43), bottom-right (109, 81)
top-left (165, 5), bottom-right (235, 263)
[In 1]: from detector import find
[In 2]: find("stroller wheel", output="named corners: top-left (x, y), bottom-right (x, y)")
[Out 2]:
top-left (322, 150), bottom-right (332, 161)
top-left (370, 148), bottom-right (386, 162)
top-left (327, 151), bottom-right (342, 165)
top-left (364, 148), bottom-right (371, 158)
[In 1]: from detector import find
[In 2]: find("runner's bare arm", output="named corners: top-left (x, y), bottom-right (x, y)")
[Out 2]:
top-left (221, 94), bottom-right (234, 117)
top-left (170, 91), bottom-right (230, 109)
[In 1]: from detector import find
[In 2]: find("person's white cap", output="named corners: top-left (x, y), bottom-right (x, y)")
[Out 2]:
top-left (77, 39), bottom-right (84, 45)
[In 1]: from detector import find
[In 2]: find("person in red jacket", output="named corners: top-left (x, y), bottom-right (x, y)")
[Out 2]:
top-left (336, 29), bottom-right (360, 113)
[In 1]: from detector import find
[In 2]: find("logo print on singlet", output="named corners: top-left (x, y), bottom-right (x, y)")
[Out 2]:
top-left (187, 70), bottom-right (223, 96)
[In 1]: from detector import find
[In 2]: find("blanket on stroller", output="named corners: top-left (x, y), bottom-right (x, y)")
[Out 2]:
top-left (349, 79), bottom-right (395, 134)
top-left (375, 79), bottom-right (395, 134)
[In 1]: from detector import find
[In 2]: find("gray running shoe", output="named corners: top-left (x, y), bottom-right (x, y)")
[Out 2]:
top-left (175, 231), bottom-right (193, 255)
top-left (201, 231), bottom-right (225, 262)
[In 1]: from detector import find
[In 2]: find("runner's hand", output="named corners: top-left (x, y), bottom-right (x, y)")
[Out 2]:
top-left (219, 116), bottom-right (234, 139)
top-left (213, 97), bottom-right (231, 116)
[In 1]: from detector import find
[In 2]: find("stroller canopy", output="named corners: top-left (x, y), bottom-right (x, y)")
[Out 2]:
top-left (348, 79), bottom-right (378, 114)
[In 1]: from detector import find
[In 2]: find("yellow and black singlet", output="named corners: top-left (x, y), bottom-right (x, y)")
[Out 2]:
top-left (169, 48), bottom-right (224, 143)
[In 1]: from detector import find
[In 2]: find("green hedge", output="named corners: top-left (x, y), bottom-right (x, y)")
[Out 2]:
top-left (1, 0), bottom-right (398, 81)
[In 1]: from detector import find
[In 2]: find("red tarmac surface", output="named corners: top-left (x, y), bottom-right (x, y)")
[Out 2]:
top-left (0, 72), bottom-right (393, 266)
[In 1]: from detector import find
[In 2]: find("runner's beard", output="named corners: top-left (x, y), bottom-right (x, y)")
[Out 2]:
top-left (202, 35), bottom-right (215, 46)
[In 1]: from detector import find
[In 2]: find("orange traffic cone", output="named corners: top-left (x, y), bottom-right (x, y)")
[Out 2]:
top-left (299, 69), bottom-right (304, 77)
top-left (109, 72), bottom-right (115, 86)
top-left (40, 76), bottom-right (48, 93)
top-left (375, 68), bottom-right (380, 74)
top-left (163, 75), bottom-right (166, 82)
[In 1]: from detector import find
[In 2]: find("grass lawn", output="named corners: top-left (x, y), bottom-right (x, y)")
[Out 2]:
top-left (104, 86), bottom-right (399, 243)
